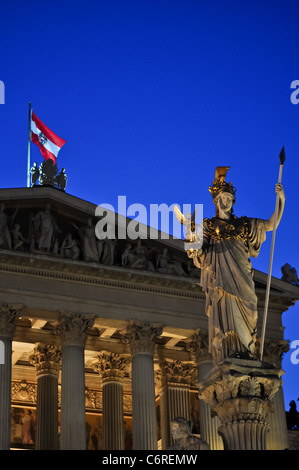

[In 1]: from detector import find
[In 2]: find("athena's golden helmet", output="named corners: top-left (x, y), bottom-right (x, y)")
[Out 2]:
top-left (208, 166), bottom-right (236, 199)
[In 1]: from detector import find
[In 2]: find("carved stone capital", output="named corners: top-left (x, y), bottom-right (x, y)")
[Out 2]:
top-left (256, 338), bottom-right (289, 368)
top-left (54, 312), bottom-right (95, 347)
top-left (30, 343), bottom-right (61, 378)
top-left (0, 304), bottom-right (23, 339)
top-left (186, 330), bottom-right (212, 365)
top-left (157, 359), bottom-right (197, 388)
top-left (122, 320), bottom-right (163, 356)
top-left (94, 352), bottom-right (129, 382)
top-left (198, 358), bottom-right (283, 450)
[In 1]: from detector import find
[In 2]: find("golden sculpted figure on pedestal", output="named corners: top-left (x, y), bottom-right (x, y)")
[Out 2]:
top-left (176, 166), bottom-right (285, 365)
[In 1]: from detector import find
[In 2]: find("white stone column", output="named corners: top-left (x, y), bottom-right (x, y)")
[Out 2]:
top-left (157, 360), bottom-right (195, 449)
top-left (55, 312), bottom-right (94, 450)
top-left (188, 330), bottom-right (224, 450)
top-left (30, 343), bottom-right (61, 450)
top-left (123, 321), bottom-right (163, 450)
top-left (94, 352), bottom-right (128, 450)
top-left (0, 304), bottom-right (22, 450)
top-left (263, 339), bottom-right (289, 450)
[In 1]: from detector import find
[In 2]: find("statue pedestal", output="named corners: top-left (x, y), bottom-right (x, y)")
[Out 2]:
top-left (197, 358), bottom-right (283, 450)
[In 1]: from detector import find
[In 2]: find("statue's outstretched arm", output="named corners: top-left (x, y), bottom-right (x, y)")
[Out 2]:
top-left (264, 183), bottom-right (285, 231)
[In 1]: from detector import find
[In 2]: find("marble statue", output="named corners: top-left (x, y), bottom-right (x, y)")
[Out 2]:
top-left (168, 417), bottom-right (209, 450)
top-left (73, 218), bottom-right (100, 263)
top-left (10, 224), bottom-right (28, 251)
top-left (61, 233), bottom-right (81, 260)
top-left (156, 248), bottom-right (186, 276)
top-left (31, 160), bottom-right (67, 191)
top-left (39, 159), bottom-right (58, 187)
top-left (33, 203), bottom-right (60, 252)
top-left (121, 243), bottom-right (133, 268)
top-left (183, 167), bottom-right (285, 364)
top-left (101, 238), bottom-right (117, 265)
top-left (130, 240), bottom-right (149, 269)
top-left (121, 240), bottom-right (155, 271)
top-left (30, 162), bottom-right (39, 186)
top-left (56, 168), bottom-right (67, 191)
top-left (281, 263), bottom-right (299, 286)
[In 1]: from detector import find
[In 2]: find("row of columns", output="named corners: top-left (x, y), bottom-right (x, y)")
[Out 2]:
top-left (0, 306), bottom-right (290, 450)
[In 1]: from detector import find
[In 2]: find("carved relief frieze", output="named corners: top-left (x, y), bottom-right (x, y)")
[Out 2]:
top-left (85, 388), bottom-right (102, 410)
top-left (0, 202), bottom-right (202, 286)
top-left (11, 380), bottom-right (37, 404)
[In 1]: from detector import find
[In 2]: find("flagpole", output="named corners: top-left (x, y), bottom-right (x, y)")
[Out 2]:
top-left (259, 148), bottom-right (285, 361)
top-left (27, 102), bottom-right (32, 187)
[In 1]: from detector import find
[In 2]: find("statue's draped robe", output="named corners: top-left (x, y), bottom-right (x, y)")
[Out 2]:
top-left (193, 216), bottom-right (266, 360)
top-left (35, 210), bottom-right (55, 250)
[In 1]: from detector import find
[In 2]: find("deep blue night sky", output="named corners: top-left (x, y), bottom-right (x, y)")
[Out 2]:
top-left (1, 0), bottom-right (299, 410)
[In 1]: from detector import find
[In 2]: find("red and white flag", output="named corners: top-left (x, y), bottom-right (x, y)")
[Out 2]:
top-left (31, 112), bottom-right (66, 163)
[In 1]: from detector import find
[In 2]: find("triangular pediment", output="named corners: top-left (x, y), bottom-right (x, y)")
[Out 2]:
top-left (0, 186), bottom-right (199, 282)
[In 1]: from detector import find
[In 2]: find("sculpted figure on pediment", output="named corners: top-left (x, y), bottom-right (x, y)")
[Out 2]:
top-left (33, 203), bottom-right (60, 252)
top-left (156, 248), bottom-right (187, 276)
top-left (73, 218), bottom-right (100, 263)
top-left (10, 223), bottom-right (28, 251)
top-left (101, 238), bottom-right (117, 265)
top-left (121, 243), bottom-right (132, 267)
top-left (121, 240), bottom-right (155, 271)
top-left (130, 240), bottom-right (150, 269)
top-left (281, 263), bottom-right (299, 286)
top-left (61, 233), bottom-right (81, 260)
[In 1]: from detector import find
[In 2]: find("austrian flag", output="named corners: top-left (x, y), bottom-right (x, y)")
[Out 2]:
top-left (31, 112), bottom-right (66, 163)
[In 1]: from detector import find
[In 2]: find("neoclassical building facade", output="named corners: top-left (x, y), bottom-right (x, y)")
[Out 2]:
top-left (0, 185), bottom-right (298, 450)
